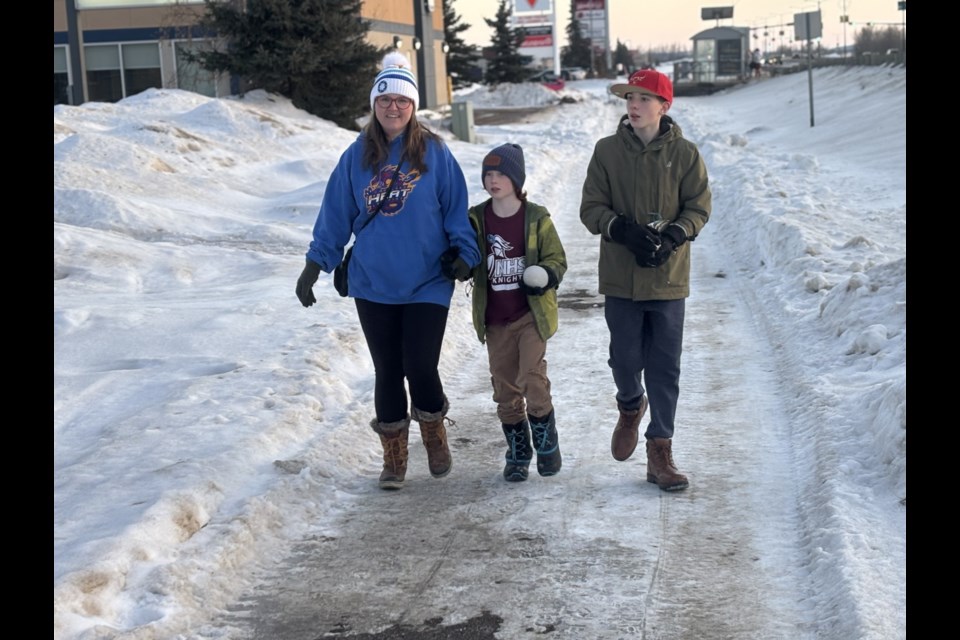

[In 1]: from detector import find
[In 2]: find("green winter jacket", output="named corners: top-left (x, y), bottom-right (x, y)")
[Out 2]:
top-left (468, 200), bottom-right (567, 344)
top-left (580, 114), bottom-right (711, 300)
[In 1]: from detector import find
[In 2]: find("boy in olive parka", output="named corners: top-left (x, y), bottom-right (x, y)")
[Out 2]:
top-left (580, 69), bottom-right (711, 492)
top-left (468, 143), bottom-right (567, 482)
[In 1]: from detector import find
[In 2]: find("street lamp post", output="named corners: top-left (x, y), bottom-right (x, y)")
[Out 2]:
top-left (899, 1), bottom-right (906, 55)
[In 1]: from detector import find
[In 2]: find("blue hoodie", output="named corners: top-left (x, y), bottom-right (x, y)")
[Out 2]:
top-left (306, 132), bottom-right (480, 307)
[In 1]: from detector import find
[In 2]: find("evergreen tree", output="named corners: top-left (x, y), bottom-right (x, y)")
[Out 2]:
top-left (443, 0), bottom-right (481, 88)
top-left (483, 0), bottom-right (532, 85)
top-left (613, 39), bottom-right (634, 73)
top-left (561, 0), bottom-right (592, 69)
top-left (192, 0), bottom-right (383, 130)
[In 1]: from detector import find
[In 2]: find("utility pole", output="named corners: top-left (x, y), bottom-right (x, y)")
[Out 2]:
top-left (66, 0), bottom-right (85, 105)
top-left (552, 0), bottom-right (560, 75)
top-left (589, 6), bottom-right (596, 75)
top-left (842, 0), bottom-right (848, 60)
top-left (899, 1), bottom-right (906, 55)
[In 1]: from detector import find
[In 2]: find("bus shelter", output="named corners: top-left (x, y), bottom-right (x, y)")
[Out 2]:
top-left (676, 26), bottom-right (750, 89)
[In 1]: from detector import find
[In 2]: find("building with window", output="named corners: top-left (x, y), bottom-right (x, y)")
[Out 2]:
top-left (54, 1), bottom-right (451, 110)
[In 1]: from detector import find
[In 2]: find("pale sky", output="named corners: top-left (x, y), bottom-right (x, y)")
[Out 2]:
top-left (456, 0), bottom-right (906, 51)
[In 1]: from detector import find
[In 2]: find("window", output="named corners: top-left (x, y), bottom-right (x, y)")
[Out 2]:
top-left (693, 39), bottom-right (716, 83)
top-left (85, 44), bottom-right (123, 102)
top-left (122, 43), bottom-right (162, 97)
top-left (84, 42), bottom-right (162, 103)
top-left (54, 46), bottom-right (70, 105)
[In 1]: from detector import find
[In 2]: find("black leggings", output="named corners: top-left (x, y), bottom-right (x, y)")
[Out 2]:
top-left (355, 299), bottom-right (449, 423)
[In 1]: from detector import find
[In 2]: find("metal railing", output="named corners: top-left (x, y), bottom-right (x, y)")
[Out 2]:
top-left (766, 52), bottom-right (906, 76)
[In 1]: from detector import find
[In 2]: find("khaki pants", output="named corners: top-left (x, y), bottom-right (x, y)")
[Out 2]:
top-left (485, 311), bottom-right (553, 424)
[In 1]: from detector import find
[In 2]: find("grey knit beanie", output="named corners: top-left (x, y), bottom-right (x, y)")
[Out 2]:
top-left (482, 143), bottom-right (525, 190)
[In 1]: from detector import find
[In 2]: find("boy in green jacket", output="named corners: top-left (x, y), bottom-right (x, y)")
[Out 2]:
top-left (468, 143), bottom-right (568, 482)
top-left (580, 69), bottom-right (711, 491)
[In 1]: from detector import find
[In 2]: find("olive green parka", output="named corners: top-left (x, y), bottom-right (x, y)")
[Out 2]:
top-left (468, 200), bottom-right (567, 344)
top-left (580, 114), bottom-right (711, 300)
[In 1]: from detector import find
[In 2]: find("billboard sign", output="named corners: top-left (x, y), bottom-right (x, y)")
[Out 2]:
top-left (576, 9), bottom-right (607, 41)
top-left (515, 13), bottom-right (551, 25)
top-left (515, 0), bottom-right (552, 13)
top-left (701, 6), bottom-right (734, 20)
top-left (520, 24), bottom-right (554, 48)
top-left (574, 0), bottom-right (607, 47)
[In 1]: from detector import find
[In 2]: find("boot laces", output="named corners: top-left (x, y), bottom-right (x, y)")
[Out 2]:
top-left (530, 420), bottom-right (557, 454)
top-left (382, 435), bottom-right (406, 467)
top-left (421, 417), bottom-right (453, 444)
top-left (508, 428), bottom-right (530, 458)
top-left (652, 441), bottom-right (677, 470)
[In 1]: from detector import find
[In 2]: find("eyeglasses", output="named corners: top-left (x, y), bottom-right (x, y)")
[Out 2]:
top-left (375, 95), bottom-right (413, 109)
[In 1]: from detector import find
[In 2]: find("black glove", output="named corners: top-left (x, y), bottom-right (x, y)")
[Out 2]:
top-left (522, 265), bottom-right (559, 296)
top-left (638, 224), bottom-right (687, 268)
top-left (609, 216), bottom-right (662, 255)
top-left (440, 247), bottom-right (472, 282)
top-left (296, 259), bottom-right (321, 307)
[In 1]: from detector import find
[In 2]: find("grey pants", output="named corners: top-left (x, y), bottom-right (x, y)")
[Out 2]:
top-left (604, 296), bottom-right (685, 439)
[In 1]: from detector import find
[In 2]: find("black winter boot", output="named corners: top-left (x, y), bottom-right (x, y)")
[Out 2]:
top-left (529, 410), bottom-right (561, 476)
top-left (501, 420), bottom-right (533, 482)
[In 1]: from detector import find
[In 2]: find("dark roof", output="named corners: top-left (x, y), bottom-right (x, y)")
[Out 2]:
top-left (692, 26), bottom-right (749, 41)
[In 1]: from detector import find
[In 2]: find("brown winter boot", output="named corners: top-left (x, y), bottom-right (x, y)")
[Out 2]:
top-left (371, 418), bottom-right (410, 490)
top-left (412, 400), bottom-right (452, 478)
top-left (418, 418), bottom-right (453, 478)
top-left (611, 395), bottom-right (648, 461)
top-left (645, 437), bottom-right (689, 491)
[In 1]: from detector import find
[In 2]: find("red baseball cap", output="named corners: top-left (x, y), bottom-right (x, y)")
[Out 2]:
top-left (610, 69), bottom-right (673, 104)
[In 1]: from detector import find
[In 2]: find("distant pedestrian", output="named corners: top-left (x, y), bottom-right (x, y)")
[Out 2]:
top-left (468, 143), bottom-right (567, 482)
top-left (750, 49), bottom-right (762, 77)
top-left (580, 69), bottom-right (711, 491)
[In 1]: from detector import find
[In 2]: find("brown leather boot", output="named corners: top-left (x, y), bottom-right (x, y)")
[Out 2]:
top-left (371, 418), bottom-right (409, 490)
top-left (413, 401), bottom-right (452, 478)
top-left (645, 437), bottom-right (689, 491)
top-left (611, 395), bottom-right (648, 461)
top-left (418, 417), bottom-right (452, 477)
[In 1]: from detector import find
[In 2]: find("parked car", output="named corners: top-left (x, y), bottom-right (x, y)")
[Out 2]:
top-left (527, 70), bottom-right (565, 91)
top-left (561, 67), bottom-right (587, 80)
top-left (528, 69), bottom-right (559, 83)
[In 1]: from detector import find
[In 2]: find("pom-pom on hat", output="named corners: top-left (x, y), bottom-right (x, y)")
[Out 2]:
top-left (371, 52), bottom-right (420, 111)
top-left (482, 143), bottom-right (526, 191)
top-left (609, 68), bottom-right (674, 104)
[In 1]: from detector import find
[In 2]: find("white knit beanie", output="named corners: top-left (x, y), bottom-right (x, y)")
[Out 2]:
top-left (370, 52), bottom-right (419, 111)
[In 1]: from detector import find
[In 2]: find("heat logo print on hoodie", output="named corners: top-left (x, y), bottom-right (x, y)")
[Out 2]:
top-left (364, 163), bottom-right (421, 217)
top-left (486, 233), bottom-right (525, 291)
